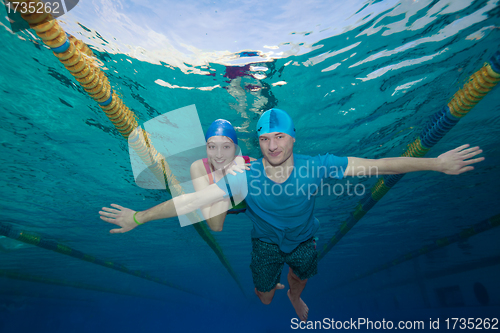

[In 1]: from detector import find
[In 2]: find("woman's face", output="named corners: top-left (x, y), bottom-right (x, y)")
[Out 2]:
top-left (206, 136), bottom-right (236, 170)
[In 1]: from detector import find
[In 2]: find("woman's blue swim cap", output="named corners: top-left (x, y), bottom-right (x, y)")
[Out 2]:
top-left (205, 119), bottom-right (238, 145)
top-left (256, 108), bottom-right (295, 138)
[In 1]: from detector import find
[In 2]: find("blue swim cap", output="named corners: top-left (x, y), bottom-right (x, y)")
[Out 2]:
top-left (205, 119), bottom-right (238, 145)
top-left (256, 108), bottom-right (295, 138)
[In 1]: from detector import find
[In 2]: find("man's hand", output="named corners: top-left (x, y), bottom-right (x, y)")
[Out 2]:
top-left (99, 204), bottom-right (138, 234)
top-left (437, 144), bottom-right (484, 175)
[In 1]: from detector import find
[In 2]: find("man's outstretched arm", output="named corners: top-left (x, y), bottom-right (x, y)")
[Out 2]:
top-left (344, 144), bottom-right (484, 177)
top-left (99, 182), bottom-right (227, 234)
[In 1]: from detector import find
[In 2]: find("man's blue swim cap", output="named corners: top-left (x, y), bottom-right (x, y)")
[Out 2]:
top-left (205, 119), bottom-right (238, 145)
top-left (256, 108), bottom-right (295, 138)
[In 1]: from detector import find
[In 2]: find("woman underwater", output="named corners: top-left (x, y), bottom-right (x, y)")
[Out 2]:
top-left (189, 119), bottom-right (254, 231)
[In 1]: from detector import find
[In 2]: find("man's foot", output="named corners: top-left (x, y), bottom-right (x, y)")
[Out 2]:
top-left (275, 283), bottom-right (285, 290)
top-left (254, 283), bottom-right (285, 304)
top-left (288, 289), bottom-right (309, 322)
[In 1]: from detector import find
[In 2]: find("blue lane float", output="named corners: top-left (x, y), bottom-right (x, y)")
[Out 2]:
top-left (318, 52), bottom-right (500, 260)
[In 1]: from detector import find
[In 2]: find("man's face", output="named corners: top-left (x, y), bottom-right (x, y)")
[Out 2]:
top-left (259, 132), bottom-right (295, 166)
top-left (206, 136), bottom-right (236, 170)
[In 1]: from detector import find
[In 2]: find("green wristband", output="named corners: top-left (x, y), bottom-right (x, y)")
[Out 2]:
top-left (133, 211), bottom-right (141, 225)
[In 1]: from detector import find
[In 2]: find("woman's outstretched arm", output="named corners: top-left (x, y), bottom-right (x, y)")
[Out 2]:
top-left (99, 162), bottom-right (248, 233)
top-left (100, 180), bottom-right (227, 234)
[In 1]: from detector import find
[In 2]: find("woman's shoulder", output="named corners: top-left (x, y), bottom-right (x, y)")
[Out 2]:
top-left (190, 158), bottom-right (208, 174)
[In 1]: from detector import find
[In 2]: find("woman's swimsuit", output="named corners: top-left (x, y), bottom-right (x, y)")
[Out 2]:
top-left (202, 156), bottom-right (251, 214)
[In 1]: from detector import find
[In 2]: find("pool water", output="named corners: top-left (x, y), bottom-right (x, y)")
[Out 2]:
top-left (0, 0), bottom-right (499, 332)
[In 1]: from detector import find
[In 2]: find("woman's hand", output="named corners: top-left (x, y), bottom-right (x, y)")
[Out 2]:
top-left (99, 204), bottom-right (138, 234)
top-left (225, 160), bottom-right (251, 175)
top-left (437, 144), bottom-right (484, 175)
top-left (212, 158), bottom-right (250, 181)
top-left (224, 156), bottom-right (251, 175)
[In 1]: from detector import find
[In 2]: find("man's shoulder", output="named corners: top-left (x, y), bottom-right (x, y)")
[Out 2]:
top-left (294, 153), bottom-right (347, 167)
top-left (249, 157), bottom-right (263, 166)
top-left (295, 153), bottom-right (344, 160)
top-left (294, 154), bottom-right (321, 163)
top-left (293, 153), bottom-right (314, 160)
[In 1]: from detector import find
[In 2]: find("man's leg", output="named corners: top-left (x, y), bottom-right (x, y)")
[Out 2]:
top-left (250, 239), bottom-right (285, 305)
top-left (255, 283), bottom-right (285, 305)
top-left (286, 238), bottom-right (318, 322)
top-left (287, 268), bottom-right (309, 321)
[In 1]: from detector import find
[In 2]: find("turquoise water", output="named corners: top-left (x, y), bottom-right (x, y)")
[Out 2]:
top-left (1, 0), bottom-right (500, 332)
